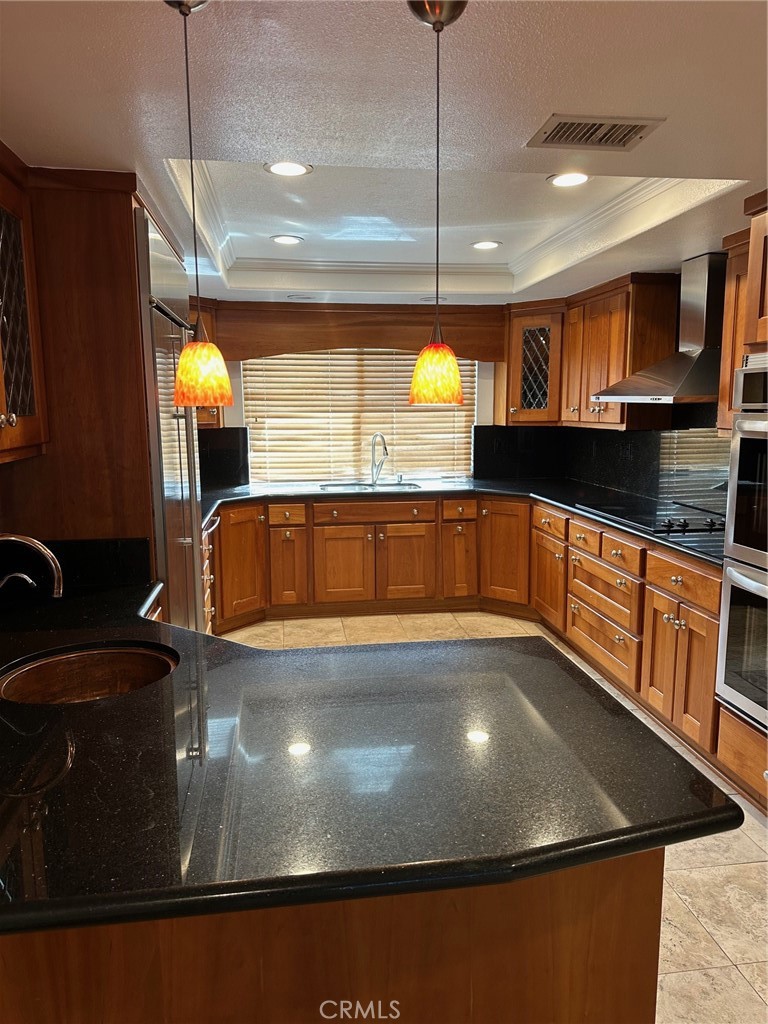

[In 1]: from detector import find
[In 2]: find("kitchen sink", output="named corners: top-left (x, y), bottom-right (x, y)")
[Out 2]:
top-left (0, 643), bottom-right (180, 705)
top-left (318, 481), bottom-right (422, 491)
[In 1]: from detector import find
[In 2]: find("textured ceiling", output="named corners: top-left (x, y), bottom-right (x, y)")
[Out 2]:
top-left (1, 0), bottom-right (766, 303)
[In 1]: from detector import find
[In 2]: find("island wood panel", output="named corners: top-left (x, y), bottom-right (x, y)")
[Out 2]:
top-left (213, 301), bottom-right (506, 362)
top-left (672, 604), bottom-right (719, 751)
top-left (376, 522), bottom-right (437, 601)
top-left (0, 848), bottom-right (665, 1024)
top-left (313, 525), bottom-right (376, 602)
top-left (269, 526), bottom-right (308, 606)
top-left (479, 499), bottom-right (530, 605)
top-left (442, 521), bottom-right (478, 598)
top-left (217, 503), bottom-right (268, 621)
top-left (0, 185), bottom-right (154, 539)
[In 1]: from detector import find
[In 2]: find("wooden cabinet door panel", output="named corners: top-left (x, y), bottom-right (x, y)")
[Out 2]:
top-left (568, 551), bottom-right (643, 634)
top-left (218, 503), bottom-right (267, 621)
top-left (269, 527), bottom-right (308, 606)
top-left (567, 598), bottom-right (641, 692)
top-left (506, 314), bottom-right (563, 423)
top-left (531, 530), bottom-right (567, 631)
top-left (479, 500), bottom-right (530, 604)
top-left (313, 526), bottom-right (375, 603)
top-left (640, 587), bottom-right (678, 718)
top-left (717, 244), bottom-right (751, 431)
top-left (745, 209), bottom-right (768, 345)
top-left (580, 298), bottom-right (608, 424)
top-left (377, 523), bottom-right (437, 601)
top-left (442, 522), bottom-right (478, 598)
top-left (672, 605), bottom-right (718, 751)
top-left (561, 305), bottom-right (584, 421)
top-left (599, 291), bottom-right (629, 424)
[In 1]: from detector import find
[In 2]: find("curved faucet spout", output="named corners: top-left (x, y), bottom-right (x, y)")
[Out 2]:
top-left (0, 535), bottom-right (63, 598)
top-left (370, 432), bottom-right (389, 486)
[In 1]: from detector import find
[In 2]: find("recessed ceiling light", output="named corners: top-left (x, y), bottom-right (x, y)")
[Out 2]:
top-left (472, 240), bottom-right (501, 250)
top-left (271, 234), bottom-right (304, 245)
top-left (265, 161), bottom-right (313, 177)
top-left (547, 172), bottom-right (589, 188)
top-left (288, 742), bottom-right (311, 757)
top-left (466, 730), bottom-right (490, 745)
top-left (419, 295), bottom-right (447, 303)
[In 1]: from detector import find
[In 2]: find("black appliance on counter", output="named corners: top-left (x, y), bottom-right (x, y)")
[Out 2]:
top-left (198, 427), bottom-right (251, 488)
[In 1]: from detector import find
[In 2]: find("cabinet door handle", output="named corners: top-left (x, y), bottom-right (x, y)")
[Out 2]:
top-left (7, 412), bottom-right (16, 427)
top-left (257, 515), bottom-right (266, 523)
top-left (541, 517), bottom-right (551, 526)
top-left (570, 603), bottom-right (579, 613)
top-left (456, 525), bottom-right (464, 534)
top-left (457, 506), bottom-right (464, 514)
top-left (571, 554), bottom-right (580, 564)
top-left (367, 534), bottom-right (373, 541)
top-left (412, 508), bottom-right (419, 516)
top-left (284, 511), bottom-right (291, 519)
top-left (677, 619), bottom-right (687, 631)
top-left (662, 613), bottom-right (673, 624)
top-left (615, 578), bottom-right (628, 588)
top-left (613, 635), bottom-right (625, 644)
top-left (378, 532), bottom-right (385, 541)
top-left (575, 533), bottom-right (586, 542)
top-left (209, 606), bottom-right (216, 616)
top-left (285, 530), bottom-right (291, 539)
top-left (509, 407), bottom-right (518, 414)
top-left (611, 549), bottom-right (622, 558)
top-left (481, 509), bottom-right (489, 516)
top-left (670, 575), bottom-right (683, 586)
top-left (332, 510), bottom-right (339, 518)
top-left (554, 552), bottom-right (564, 561)
top-left (569, 406), bottom-right (578, 413)
top-left (0, 415), bottom-right (5, 429)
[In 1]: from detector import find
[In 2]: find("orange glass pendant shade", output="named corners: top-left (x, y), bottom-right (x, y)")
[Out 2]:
top-left (174, 320), bottom-right (234, 407)
top-left (409, 324), bottom-right (464, 405)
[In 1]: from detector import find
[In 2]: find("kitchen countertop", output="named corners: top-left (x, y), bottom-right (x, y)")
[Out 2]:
top-left (202, 476), bottom-right (726, 565)
top-left (0, 585), bottom-right (741, 935)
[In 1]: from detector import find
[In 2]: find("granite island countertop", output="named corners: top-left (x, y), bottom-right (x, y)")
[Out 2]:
top-left (0, 586), bottom-right (742, 935)
top-left (201, 476), bottom-right (726, 565)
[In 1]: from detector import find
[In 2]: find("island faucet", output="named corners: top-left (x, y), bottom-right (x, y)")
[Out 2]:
top-left (370, 432), bottom-right (389, 486)
top-left (0, 535), bottom-right (63, 597)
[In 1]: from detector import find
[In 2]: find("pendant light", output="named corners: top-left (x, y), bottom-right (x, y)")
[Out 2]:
top-left (408, 0), bottom-right (467, 406)
top-left (167, 0), bottom-right (234, 408)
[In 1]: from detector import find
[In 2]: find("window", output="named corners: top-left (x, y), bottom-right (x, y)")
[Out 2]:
top-left (242, 348), bottom-right (476, 482)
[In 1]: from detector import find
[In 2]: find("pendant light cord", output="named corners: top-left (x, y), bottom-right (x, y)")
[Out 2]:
top-left (182, 12), bottom-right (201, 318)
top-left (434, 24), bottom-right (441, 331)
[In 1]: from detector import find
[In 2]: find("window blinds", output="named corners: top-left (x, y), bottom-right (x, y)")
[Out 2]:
top-left (242, 349), bottom-right (476, 482)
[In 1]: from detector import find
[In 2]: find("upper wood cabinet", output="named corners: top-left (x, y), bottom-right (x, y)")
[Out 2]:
top-left (744, 193), bottom-right (768, 346)
top-left (0, 174), bottom-right (48, 462)
top-left (494, 307), bottom-right (563, 424)
top-left (562, 274), bottom-right (679, 430)
top-left (717, 230), bottom-right (751, 431)
top-left (214, 502), bottom-right (268, 628)
top-left (478, 499), bottom-right (530, 604)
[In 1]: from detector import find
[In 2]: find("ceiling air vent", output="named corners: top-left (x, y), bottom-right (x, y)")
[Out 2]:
top-left (527, 114), bottom-right (665, 151)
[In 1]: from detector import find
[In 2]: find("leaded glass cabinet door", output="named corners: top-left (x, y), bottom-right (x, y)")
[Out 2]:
top-left (505, 313), bottom-right (563, 423)
top-left (0, 175), bottom-right (47, 461)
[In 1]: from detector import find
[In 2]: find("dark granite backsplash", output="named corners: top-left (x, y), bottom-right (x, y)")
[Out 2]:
top-left (472, 427), bottom-right (567, 479)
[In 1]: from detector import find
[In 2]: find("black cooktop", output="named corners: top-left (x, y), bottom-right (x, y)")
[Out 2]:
top-left (575, 499), bottom-right (727, 537)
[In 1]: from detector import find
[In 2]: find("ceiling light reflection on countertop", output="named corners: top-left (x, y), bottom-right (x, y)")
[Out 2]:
top-left (548, 172), bottom-right (589, 188)
top-left (265, 161), bottom-right (313, 177)
top-left (466, 730), bottom-right (490, 745)
top-left (288, 742), bottom-right (312, 757)
top-left (271, 234), bottom-right (304, 245)
top-left (472, 240), bottom-right (501, 250)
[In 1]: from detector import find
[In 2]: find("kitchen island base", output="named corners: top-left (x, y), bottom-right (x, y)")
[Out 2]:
top-left (0, 847), bottom-right (664, 1024)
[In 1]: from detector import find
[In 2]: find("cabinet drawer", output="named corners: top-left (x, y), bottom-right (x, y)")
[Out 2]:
top-left (314, 500), bottom-right (436, 524)
top-left (568, 519), bottom-right (601, 556)
top-left (442, 498), bottom-right (477, 521)
top-left (269, 504), bottom-right (306, 525)
top-left (600, 533), bottom-right (645, 577)
top-left (533, 503), bottom-right (568, 540)
top-left (567, 597), bottom-right (641, 691)
top-left (646, 552), bottom-right (721, 614)
top-left (717, 708), bottom-right (767, 799)
top-left (569, 551), bottom-right (643, 633)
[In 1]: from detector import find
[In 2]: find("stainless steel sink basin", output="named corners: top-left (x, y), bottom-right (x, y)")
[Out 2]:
top-left (319, 481), bottom-right (422, 491)
top-left (0, 643), bottom-right (180, 705)
top-left (319, 482), bottom-right (375, 491)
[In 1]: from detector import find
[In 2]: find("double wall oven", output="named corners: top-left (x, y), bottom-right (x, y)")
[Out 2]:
top-left (717, 360), bottom-right (768, 732)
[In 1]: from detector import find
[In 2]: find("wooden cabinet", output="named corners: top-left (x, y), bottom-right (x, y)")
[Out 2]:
top-left (717, 231), bottom-right (752, 431)
top-left (313, 525), bottom-right (377, 603)
top-left (569, 550), bottom-right (643, 634)
top-left (213, 502), bottom-right (268, 628)
top-left (270, 526), bottom-right (308, 606)
top-left (566, 599), bottom-right (642, 692)
top-left (376, 523), bottom-right (436, 600)
top-left (640, 585), bottom-right (719, 751)
top-left (530, 529), bottom-right (567, 631)
top-left (442, 520), bottom-right (478, 598)
top-left (717, 708), bottom-right (768, 802)
top-left (479, 499), bottom-right (530, 604)
top-left (563, 274), bottom-right (678, 429)
top-left (744, 196), bottom-right (768, 346)
top-left (0, 173), bottom-right (47, 462)
top-left (494, 311), bottom-right (563, 424)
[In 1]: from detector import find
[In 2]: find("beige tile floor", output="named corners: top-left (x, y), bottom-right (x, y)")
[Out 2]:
top-left (223, 610), bottom-right (768, 1024)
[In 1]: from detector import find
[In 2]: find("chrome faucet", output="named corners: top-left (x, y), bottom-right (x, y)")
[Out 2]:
top-left (0, 535), bottom-right (63, 597)
top-left (370, 432), bottom-right (389, 486)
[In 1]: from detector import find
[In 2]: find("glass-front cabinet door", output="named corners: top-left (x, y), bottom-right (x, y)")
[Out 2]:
top-left (502, 312), bottom-right (563, 424)
top-left (0, 175), bottom-right (47, 461)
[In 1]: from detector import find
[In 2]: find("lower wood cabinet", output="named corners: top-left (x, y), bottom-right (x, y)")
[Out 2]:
top-left (214, 502), bottom-right (268, 627)
top-left (442, 521), bottom-right (478, 598)
top-left (270, 526), bottom-right (308, 606)
top-left (717, 707), bottom-right (768, 800)
top-left (640, 586), bottom-right (719, 751)
top-left (566, 598), bottom-right (641, 692)
top-left (313, 525), bottom-right (375, 603)
top-left (530, 529), bottom-right (567, 631)
top-left (376, 523), bottom-right (436, 600)
top-left (479, 500), bottom-right (530, 605)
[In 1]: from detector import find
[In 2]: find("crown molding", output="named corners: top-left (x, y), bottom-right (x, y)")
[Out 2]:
top-left (228, 257), bottom-right (512, 277)
top-left (165, 158), bottom-right (236, 275)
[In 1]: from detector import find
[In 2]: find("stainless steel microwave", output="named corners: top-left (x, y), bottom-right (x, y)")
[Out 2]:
top-left (733, 353), bottom-right (768, 412)
top-left (725, 414), bottom-right (768, 569)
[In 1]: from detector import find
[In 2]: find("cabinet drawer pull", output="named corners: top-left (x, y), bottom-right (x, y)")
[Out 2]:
top-left (554, 553), bottom-right (564, 561)
top-left (615, 578), bottom-right (628, 588)
top-left (571, 554), bottom-right (580, 564)
top-left (575, 533), bottom-right (586, 542)
top-left (509, 406), bottom-right (518, 414)
top-left (677, 618), bottom-right (687, 631)
top-left (570, 603), bottom-right (579, 613)
top-left (284, 511), bottom-right (291, 519)
top-left (378, 533), bottom-right (385, 541)
top-left (367, 534), bottom-right (373, 541)
top-left (541, 517), bottom-right (551, 526)
top-left (0, 415), bottom-right (6, 429)
top-left (285, 530), bottom-right (291, 539)
top-left (481, 509), bottom-right (489, 516)
top-left (611, 549), bottom-right (622, 558)
top-left (332, 510), bottom-right (339, 518)
top-left (457, 505), bottom-right (464, 514)
top-left (412, 508), bottom-right (419, 516)
top-left (613, 635), bottom-right (625, 644)
top-left (257, 515), bottom-right (266, 523)
top-left (569, 406), bottom-right (578, 413)
top-left (456, 525), bottom-right (464, 534)
top-left (670, 575), bottom-right (683, 586)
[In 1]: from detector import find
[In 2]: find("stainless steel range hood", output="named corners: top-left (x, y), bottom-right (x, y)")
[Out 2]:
top-left (592, 252), bottom-right (727, 405)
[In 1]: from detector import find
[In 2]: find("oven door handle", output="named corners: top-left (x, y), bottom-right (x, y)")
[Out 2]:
top-left (726, 564), bottom-right (768, 599)
top-left (734, 418), bottom-right (768, 435)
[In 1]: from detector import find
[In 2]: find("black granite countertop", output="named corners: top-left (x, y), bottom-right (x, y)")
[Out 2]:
top-left (0, 584), bottom-right (742, 935)
top-left (202, 477), bottom-right (726, 565)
